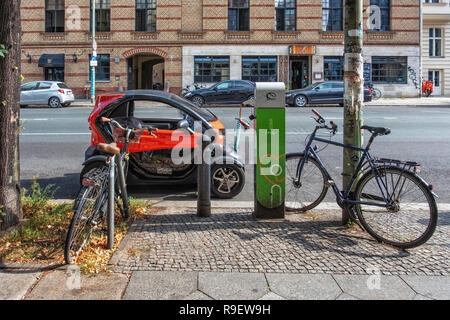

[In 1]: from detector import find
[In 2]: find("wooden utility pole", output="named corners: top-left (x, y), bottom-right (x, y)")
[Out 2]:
top-left (0, 0), bottom-right (22, 230)
top-left (342, 0), bottom-right (364, 225)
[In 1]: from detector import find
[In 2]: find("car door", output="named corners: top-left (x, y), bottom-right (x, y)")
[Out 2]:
top-left (232, 80), bottom-right (252, 103)
top-left (310, 82), bottom-right (334, 103)
top-left (331, 82), bottom-right (345, 104)
top-left (34, 82), bottom-right (54, 105)
top-left (125, 99), bottom-right (201, 179)
top-left (209, 81), bottom-right (234, 104)
top-left (20, 82), bottom-right (37, 104)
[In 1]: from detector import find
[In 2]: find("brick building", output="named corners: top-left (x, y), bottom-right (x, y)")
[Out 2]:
top-left (21, 0), bottom-right (421, 98)
top-left (422, 0), bottom-right (450, 96)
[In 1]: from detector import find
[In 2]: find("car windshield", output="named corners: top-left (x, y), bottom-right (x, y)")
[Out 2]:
top-left (171, 94), bottom-right (217, 122)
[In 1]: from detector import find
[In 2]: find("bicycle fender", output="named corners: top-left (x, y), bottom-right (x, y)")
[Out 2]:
top-left (82, 155), bottom-right (108, 167)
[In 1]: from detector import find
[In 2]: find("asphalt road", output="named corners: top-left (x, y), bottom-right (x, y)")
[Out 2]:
top-left (19, 105), bottom-right (450, 205)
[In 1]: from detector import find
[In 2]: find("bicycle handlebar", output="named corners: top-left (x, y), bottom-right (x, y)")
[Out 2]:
top-left (101, 117), bottom-right (158, 137)
top-left (310, 110), bottom-right (338, 135)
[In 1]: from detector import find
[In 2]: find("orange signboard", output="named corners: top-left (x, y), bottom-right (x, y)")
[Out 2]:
top-left (290, 45), bottom-right (315, 55)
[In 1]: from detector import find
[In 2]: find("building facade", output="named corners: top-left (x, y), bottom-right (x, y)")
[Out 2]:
top-left (21, 0), bottom-right (421, 99)
top-left (422, 0), bottom-right (450, 96)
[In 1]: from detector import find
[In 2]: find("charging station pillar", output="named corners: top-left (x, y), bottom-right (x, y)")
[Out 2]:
top-left (254, 82), bottom-right (286, 219)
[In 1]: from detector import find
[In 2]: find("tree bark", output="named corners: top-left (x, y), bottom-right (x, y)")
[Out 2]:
top-left (0, 0), bottom-right (22, 230)
top-left (342, 0), bottom-right (364, 225)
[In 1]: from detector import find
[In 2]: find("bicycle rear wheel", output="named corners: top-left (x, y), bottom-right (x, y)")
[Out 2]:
top-left (65, 168), bottom-right (108, 264)
top-left (354, 167), bottom-right (438, 249)
top-left (285, 153), bottom-right (328, 212)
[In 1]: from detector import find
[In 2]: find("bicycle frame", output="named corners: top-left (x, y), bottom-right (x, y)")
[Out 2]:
top-left (295, 127), bottom-right (391, 208)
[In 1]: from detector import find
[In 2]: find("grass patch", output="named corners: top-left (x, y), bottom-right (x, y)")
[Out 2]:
top-left (0, 179), bottom-right (153, 274)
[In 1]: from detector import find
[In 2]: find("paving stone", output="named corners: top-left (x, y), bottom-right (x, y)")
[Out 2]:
top-left (333, 275), bottom-right (416, 300)
top-left (0, 271), bottom-right (41, 300)
top-left (336, 293), bottom-right (361, 300)
top-left (26, 270), bottom-right (128, 300)
top-left (400, 275), bottom-right (450, 300)
top-left (259, 292), bottom-right (286, 300)
top-left (266, 273), bottom-right (342, 300)
top-left (198, 272), bottom-right (268, 300)
top-left (110, 208), bottom-right (450, 276)
top-left (124, 271), bottom-right (197, 300)
top-left (181, 290), bottom-right (213, 300)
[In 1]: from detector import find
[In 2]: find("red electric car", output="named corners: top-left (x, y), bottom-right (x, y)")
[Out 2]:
top-left (82, 90), bottom-right (245, 198)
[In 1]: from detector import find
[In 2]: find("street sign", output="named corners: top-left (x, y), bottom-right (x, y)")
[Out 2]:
top-left (90, 60), bottom-right (98, 67)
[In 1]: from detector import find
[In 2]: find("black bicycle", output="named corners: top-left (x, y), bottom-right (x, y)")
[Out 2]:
top-left (285, 109), bottom-right (438, 249)
top-left (65, 118), bottom-right (156, 264)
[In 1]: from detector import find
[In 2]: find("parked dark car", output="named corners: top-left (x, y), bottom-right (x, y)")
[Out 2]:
top-left (285, 81), bottom-right (372, 107)
top-left (183, 80), bottom-right (255, 107)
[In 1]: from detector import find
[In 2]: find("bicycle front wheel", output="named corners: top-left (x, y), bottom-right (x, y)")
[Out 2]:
top-left (354, 167), bottom-right (438, 249)
top-left (65, 184), bottom-right (107, 264)
top-left (285, 153), bottom-right (328, 212)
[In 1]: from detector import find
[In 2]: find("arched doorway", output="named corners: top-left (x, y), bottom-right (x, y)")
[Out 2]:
top-left (123, 48), bottom-right (167, 90)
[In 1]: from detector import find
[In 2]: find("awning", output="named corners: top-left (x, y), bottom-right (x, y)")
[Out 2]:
top-left (38, 54), bottom-right (65, 68)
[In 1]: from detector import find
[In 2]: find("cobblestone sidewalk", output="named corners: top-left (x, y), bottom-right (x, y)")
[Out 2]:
top-left (110, 207), bottom-right (449, 276)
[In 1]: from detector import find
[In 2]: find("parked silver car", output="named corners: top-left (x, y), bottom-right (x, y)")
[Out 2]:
top-left (20, 81), bottom-right (75, 108)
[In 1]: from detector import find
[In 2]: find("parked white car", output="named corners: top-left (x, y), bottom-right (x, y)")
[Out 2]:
top-left (20, 81), bottom-right (75, 108)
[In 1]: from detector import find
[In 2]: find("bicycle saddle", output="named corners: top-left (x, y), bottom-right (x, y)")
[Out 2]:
top-left (97, 143), bottom-right (120, 155)
top-left (361, 125), bottom-right (391, 136)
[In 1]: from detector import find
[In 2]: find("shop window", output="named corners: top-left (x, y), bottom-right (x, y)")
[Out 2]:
top-left (228, 0), bottom-right (250, 31)
top-left (242, 56), bottom-right (278, 82)
top-left (45, 68), bottom-right (65, 82)
top-left (276, 0), bottom-right (296, 31)
top-left (45, 0), bottom-right (65, 33)
top-left (89, 54), bottom-right (110, 81)
top-left (371, 56), bottom-right (407, 84)
top-left (194, 56), bottom-right (230, 83)
top-left (136, 0), bottom-right (157, 32)
top-left (324, 56), bottom-right (344, 81)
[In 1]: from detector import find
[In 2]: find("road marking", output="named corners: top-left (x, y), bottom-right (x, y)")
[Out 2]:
top-left (21, 119), bottom-right (49, 121)
top-left (383, 117), bottom-right (398, 120)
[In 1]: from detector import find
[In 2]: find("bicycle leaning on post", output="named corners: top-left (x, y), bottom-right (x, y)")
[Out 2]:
top-left (285, 109), bottom-right (438, 249)
top-left (64, 117), bottom-right (157, 264)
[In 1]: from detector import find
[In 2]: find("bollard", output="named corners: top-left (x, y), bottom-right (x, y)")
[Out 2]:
top-left (197, 134), bottom-right (212, 217)
top-left (254, 82), bottom-right (286, 219)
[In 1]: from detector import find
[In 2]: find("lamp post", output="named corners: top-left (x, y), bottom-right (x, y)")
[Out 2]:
top-left (90, 0), bottom-right (96, 103)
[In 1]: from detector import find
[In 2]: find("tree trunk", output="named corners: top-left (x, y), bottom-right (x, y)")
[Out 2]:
top-left (0, 0), bottom-right (22, 230)
top-left (342, 0), bottom-right (364, 225)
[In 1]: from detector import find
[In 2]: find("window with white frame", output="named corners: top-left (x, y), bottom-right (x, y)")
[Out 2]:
top-left (429, 28), bottom-right (443, 57)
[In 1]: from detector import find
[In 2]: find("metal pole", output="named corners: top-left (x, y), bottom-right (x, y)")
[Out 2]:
top-left (342, 0), bottom-right (364, 225)
top-left (197, 134), bottom-right (211, 218)
top-left (107, 156), bottom-right (115, 249)
top-left (91, 0), bottom-right (96, 103)
top-left (116, 154), bottom-right (130, 219)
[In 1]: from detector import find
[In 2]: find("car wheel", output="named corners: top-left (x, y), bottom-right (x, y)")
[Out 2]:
top-left (294, 95), bottom-right (308, 107)
top-left (20, 105), bottom-right (27, 108)
top-left (247, 94), bottom-right (255, 101)
top-left (48, 97), bottom-right (61, 108)
top-left (191, 95), bottom-right (204, 107)
top-left (211, 164), bottom-right (245, 199)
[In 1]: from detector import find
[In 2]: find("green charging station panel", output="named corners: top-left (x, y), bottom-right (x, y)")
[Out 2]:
top-left (254, 82), bottom-right (286, 219)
